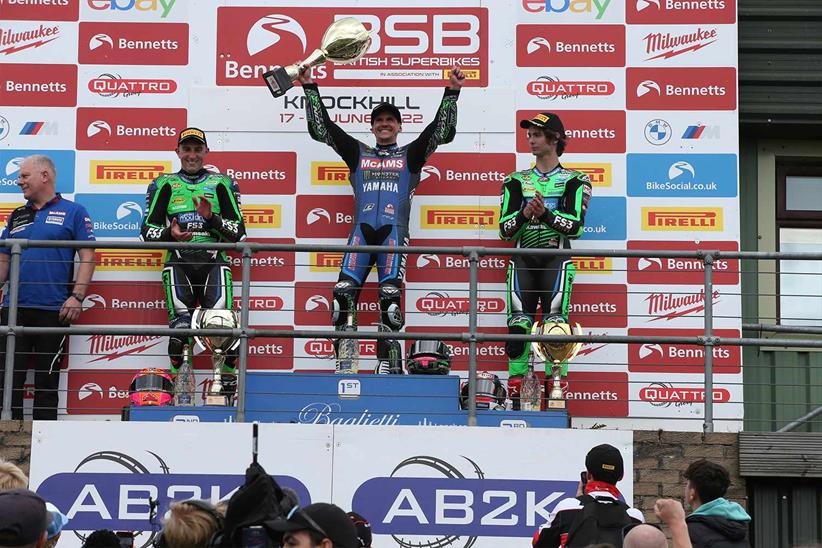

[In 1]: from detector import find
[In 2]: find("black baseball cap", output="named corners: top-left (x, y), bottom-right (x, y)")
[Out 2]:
top-left (519, 112), bottom-right (565, 138)
top-left (267, 503), bottom-right (358, 548)
top-left (0, 489), bottom-right (48, 547)
top-left (585, 444), bottom-right (625, 485)
top-left (178, 127), bottom-right (207, 146)
top-left (347, 512), bottom-right (372, 548)
top-left (370, 103), bottom-right (402, 125)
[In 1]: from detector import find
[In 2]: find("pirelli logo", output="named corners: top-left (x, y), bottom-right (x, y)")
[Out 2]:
top-left (563, 163), bottom-right (612, 187)
top-left (310, 252), bottom-right (343, 272)
top-left (311, 162), bottom-right (349, 186)
top-left (95, 250), bottom-right (164, 271)
top-left (244, 205), bottom-right (282, 228)
top-left (642, 207), bottom-right (723, 231)
top-left (0, 203), bottom-right (23, 224)
top-left (440, 69), bottom-right (481, 80)
top-left (572, 256), bottom-right (612, 274)
top-left (89, 160), bottom-right (172, 184)
top-left (421, 206), bottom-right (498, 229)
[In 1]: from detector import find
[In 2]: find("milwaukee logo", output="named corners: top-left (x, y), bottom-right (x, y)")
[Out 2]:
top-left (310, 252), bottom-right (343, 272)
top-left (563, 163), bottom-right (612, 187)
top-left (643, 27), bottom-right (718, 60)
top-left (95, 250), bottom-right (164, 271)
top-left (244, 205), bottom-right (281, 228)
top-left (646, 288), bottom-right (720, 321)
top-left (311, 162), bottom-right (349, 185)
top-left (642, 207), bottom-right (722, 231)
top-left (0, 23), bottom-right (60, 55)
top-left (572, 256), bottom-right (612, 274)
top-left (87, 334), bottom-right (163, 362)
top-left (89, 160), bottom-right (171, 184)
top-left (421, 206), bottom-right (498, 229)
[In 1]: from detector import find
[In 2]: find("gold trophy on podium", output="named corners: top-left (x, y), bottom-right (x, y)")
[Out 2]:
top-left (262, 17), bottom-right (372, 98)
top-left (531, 321), bottom-right (583, 409)
top-left (191, 308), bottom-right (240, 406)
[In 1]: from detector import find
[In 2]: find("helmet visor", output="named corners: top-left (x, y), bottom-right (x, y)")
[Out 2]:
top-left (130, 374), bottom-right (174, 394)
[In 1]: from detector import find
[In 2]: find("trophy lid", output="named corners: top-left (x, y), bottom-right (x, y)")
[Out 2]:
top-left (320, 17), bottom-right (372, 64)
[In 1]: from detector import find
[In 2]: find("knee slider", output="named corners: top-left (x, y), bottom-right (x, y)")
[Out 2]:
top-left (332, 280), bottom-right (358, 327)
top-left (379, 285), bottom-right (403, 331)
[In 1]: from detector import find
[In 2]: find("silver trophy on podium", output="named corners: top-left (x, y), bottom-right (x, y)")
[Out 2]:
top-left (262, 17), bottom-right (372, 98)
top-left (191, 308), bottom-right (240, 406)
top-left (531, 320), bottom-right (583, 410)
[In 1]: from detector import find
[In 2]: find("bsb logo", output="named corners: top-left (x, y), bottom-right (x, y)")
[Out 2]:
top-left (627, 0), bottom-right (736, 24)
top-left (0, 63), bottom-right (77, 107)
top-left (628, 328), bottom-right (741, 374)
top-left (642, 207), bottom-right (723, 231)
top-left (0, 0), bottom-right (79, 21)
top-left (76, 107), bottom-right (185, 150)
top-left (215, 7), bottom-right (489, 87)
top-left (627, 240), bottom-right (739, 285)
top-left (296, 195), bottom-right (355, 239)
top-left (75, 193), bottom-right (144, 237)
top-left (79, 22), bottom-right (188, 65)
top-left (627, 68), bottom-right (736, 110)
top-left (205, 152), bottom-right (296, 195)
top-left (516, 25), bottom-right (625, 67)
top-left (516, 110), bottom-right (625, 153)
top-left (415, 153), bottom-right (515, 197)
top-left (627, 154), bottom-right (737, 198)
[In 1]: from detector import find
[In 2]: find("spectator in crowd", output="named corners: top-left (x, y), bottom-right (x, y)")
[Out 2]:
top-left (654, 498), bottom-right (693, 548)
top-left (0, 488), bottom-right (49, 548)
top-left (81, 529), bottom-right (121, 548)
top-left (267, 502), bottom-right (359, 548)
top-left (347, 512), bottom-right (372, 548)
top-left (44, 502), bottom-right (70, 548)
top-left (156, 499), bottom-right (224, 548)
top-left (533, 444), bottom-right (643, 547)
top-left (0, 458), bottom-right (28, 491)
top-left (622, 523), bottom-right (667, 548)
top-left (0, 154), bottom-right (96, 420)
top-left (683, 459), bottom-right (751, 547)
top-left (140, 128), bottom-right (246, 402)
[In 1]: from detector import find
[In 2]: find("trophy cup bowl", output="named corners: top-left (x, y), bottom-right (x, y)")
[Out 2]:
top-left (531, 321), bottom-right (583, 410)
top-left (262, 17), bottom-right (372, 98)
top-left (191, 308), bottom-right (240, 406)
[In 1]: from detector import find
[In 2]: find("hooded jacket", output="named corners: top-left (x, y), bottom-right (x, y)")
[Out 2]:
top-left (686, 497), bottom-right (751, 548)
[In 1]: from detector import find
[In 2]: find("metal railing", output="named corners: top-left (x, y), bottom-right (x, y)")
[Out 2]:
top-left (2, 238), bottom-right (821, 431)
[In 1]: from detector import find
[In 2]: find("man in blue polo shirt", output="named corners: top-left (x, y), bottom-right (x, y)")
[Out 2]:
top-left (0, 154), bottom-right (96, 420)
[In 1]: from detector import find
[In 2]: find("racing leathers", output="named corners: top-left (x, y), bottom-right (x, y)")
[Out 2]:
top-left (302, 82), bottom-right (459, 373)
top-left (140, 169), bottom-right (246, 389)
top-left (498, 165), bottom-right (592, 399)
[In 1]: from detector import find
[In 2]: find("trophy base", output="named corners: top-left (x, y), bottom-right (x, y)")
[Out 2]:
top-left (262, 67), bottom-right (294, 98)
top-left (546, 398), bottom-right (567, 410)
top-left (204, 393), bottom-right (230, 406)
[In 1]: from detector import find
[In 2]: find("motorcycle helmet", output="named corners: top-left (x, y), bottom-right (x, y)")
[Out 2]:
top-left (129, 368), bottom-right (174, 406)
top-left (406, 340), bottom-right (451, 375)
top-left (460, 371), bottom-right (506, 410)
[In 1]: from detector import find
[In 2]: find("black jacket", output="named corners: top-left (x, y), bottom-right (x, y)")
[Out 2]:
top-left (687, 514), bottom-right (750, 548)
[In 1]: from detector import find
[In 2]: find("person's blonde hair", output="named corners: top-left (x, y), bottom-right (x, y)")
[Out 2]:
top-left (0, 459), bottom-right (28, 491)
top-left (160, 501), bottom-right (220, 548)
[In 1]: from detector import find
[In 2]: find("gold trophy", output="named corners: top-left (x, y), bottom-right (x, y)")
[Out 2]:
top-left (531, 321), bottom-right (583, 409)
top-left (262, 17), bottom-right (372, 98)
top-left (191, 308), bottom-right (240, 406)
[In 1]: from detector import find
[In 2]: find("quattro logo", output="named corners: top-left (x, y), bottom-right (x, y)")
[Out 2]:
top-left (563, 163), bottom-right (612, 187)
top-left (627, 240), bottom-right (739, 285)
top-left (516, 24), bottom-right (625, 67)
top-left (639, 384), bottom-right (731, 405)
top-left (628, 0), bottom-right (736, 24)
top-left (95, 249), bottom-right (164, 271)
top-left (311, 162), bottom-right (349, 186)
top-left (642, 207), bottom-right (723, 231)
top-left (416, 292), bottom-right (505, 315)
top-left (420, 206), bottom-right (498, 230)
top-left (88, 73), bottom-right (178, 96)
top-left (215, 7), bottom-right (488, 87)
top-left (244, 205), bottom-right (282, 228)
top-left (89, 160), bottom-right (171, 184)
top-left (79, 22), bottom-right (188, 65)
top-left (627, 68), bottom-right (736, 110)
top-left (0, 63), bottom-right (77, 107)
top-left (76, 107), bottom-right (186, 150)
top-left (526, 76), bottom-right (616, 100)
top-left (627, 154), bottom-right (737, 198)
top-left (415, 152), bottom-right (514, 197)
top-left (205, 151), bottom-right (295, 195)
top-left (516, 110), bottom-right (625, 153)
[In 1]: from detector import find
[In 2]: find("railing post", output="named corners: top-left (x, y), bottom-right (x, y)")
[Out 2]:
top-left (703, 252), bottom-right (715, 433)
top-left (1, 243), bottom-right (22, 420)
top-left (236, 245), bottom-right (252, 423)
top-left (467, 249), bottom-right (479, 426)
